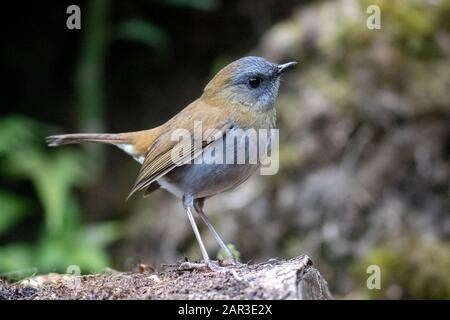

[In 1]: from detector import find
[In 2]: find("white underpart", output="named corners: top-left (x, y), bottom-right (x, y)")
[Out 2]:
top-left (116, 143), bottom-right (183, 197)
top-left (157, 177), bottom-right (184, 198)
top-left (116, 144), bottom-right (144, 164)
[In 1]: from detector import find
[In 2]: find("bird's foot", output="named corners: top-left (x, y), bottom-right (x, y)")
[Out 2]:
top-left (179, 259), bottom-right (226, 272)
top-left (179, 259), bottom-right (242, 280)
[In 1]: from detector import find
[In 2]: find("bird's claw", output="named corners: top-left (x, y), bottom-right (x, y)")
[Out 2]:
top-left (178, 259), bottom-right (242, 280)
top-left (179, 259), bottom-right (227, 272)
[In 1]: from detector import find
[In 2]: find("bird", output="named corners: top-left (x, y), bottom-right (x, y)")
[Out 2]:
top-left (46, 56), bottom-right (297, 271)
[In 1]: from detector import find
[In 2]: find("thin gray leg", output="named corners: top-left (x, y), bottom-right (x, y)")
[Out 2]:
top-left (194, 198), bottom-right (234, 259)
top-left (183, 195), bottom-right (210, 262)
top-left (181, 195), bottom-right (238, 274)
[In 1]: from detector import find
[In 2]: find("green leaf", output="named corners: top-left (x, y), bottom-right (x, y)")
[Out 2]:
top-left (0, 191), bottom-right (29, 235)
top-left (0, 115), bottom-right (119, 276)
top-left (115, 19), bottom-right (170, 53)
top-left (81, 221), bottom-right (124, 248)
top-left (69, 245), bottom-right (110, 273)
top-left (35, 231), bottom-right (110, 274)
top-left (5, 148), bottom-right (89, 234)
top-left (0, 244), bottom-right (34, 276)
top-left (34, 235), bottom-right (71, 272)
top-left (0, 115), bottom-right (41, 155)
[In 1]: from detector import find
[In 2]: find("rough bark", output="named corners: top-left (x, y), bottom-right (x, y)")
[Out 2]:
top-left (0, 255), bottom-right (332, 300)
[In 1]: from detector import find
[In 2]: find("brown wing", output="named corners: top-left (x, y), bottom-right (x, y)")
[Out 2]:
top-left (127, 100), bottom-right (232, 198)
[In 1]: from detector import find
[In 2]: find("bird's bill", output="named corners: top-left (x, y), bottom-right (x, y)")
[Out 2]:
top-left (276, 61), bottom-right (298, 75)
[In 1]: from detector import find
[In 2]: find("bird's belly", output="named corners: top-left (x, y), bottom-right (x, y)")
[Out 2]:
top-left (156, 125), bottom-right (271, 199)
top-left (159, 163), bottom-right (259, 199)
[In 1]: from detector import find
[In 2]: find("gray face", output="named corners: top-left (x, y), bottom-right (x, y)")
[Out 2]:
top-left (227, 56), bottom-right (295, 110)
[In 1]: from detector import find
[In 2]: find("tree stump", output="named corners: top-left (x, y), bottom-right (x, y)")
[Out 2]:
top-left (0, 255), bottom-right (332, 300)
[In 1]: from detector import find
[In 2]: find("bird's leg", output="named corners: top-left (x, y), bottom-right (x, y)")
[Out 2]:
top-left (194, 198), bottom-right (239, 266)
top-left (181, 195), bottom-right (228, 272)
top-left (183, 195), bottom-right (209, 261)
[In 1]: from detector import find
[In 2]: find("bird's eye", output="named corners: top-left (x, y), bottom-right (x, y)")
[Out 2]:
top-left (248, 76), bottom-right (261, 89)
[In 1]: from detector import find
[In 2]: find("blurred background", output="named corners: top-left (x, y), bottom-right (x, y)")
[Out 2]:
top-left (1, 0), bottom-right (449, 299)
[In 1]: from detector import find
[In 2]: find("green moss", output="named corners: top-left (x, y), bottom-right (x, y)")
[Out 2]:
top-left (355, 235), bottom-right (450, 299)
top-left (362, 0), bottom-right (447, 59)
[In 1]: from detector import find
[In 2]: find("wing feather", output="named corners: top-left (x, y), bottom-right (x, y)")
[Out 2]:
top-left (127, 102), bottom-right (231, 198)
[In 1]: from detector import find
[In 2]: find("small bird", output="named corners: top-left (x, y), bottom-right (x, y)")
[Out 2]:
top-left (46, 56), bottom-right (296, 271)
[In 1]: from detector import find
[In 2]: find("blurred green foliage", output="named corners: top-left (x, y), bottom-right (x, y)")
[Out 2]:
top-left (356, 235), bottom-right (450, 299)
top-left (264, 0), bottom-right (450, 299)
top-left (0, 0), bottom-right (220, 282)
top-left (115, 0), bottom-right (219, 53)
top-left (0, 116), bottom-right (123, 279)
top-left (217, 244), bottom-right (241, 262)
top-left (363, 0), bottom-right (450, 58)
top-left (116, 19), bottom-right (170, 53)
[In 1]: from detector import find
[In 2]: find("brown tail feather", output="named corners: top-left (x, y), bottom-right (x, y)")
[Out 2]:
top-left (46, 133), bottom-right (125, 147)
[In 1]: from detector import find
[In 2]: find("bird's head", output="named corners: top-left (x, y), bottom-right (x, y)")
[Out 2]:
top-left (203, 56), bottom-right (297, 111)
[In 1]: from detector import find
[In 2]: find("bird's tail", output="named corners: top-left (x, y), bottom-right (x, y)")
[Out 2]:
top-left (46, 133), bottom-right (126, 147)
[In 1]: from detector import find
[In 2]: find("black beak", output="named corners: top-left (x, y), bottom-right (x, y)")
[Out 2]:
top-left (276, 61), bottom-right (298, 75)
